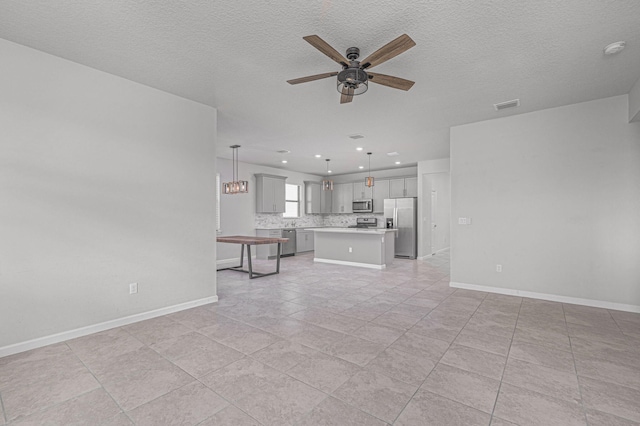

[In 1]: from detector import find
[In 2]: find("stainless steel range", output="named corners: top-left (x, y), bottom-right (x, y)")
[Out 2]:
top-left (348, 217), bottom-right (378, 228)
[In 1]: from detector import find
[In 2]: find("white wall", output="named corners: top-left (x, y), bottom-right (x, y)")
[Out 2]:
top-left (450, 95), bottom-right (640, 311)
top-left (630, 75), bottom-right (640, 123)
top-left (329, 166), bottom-right (417, 183)
top-left (216, 158), bottom-right (322, 265)
top-left (0, 39), bottom-right (217, 351)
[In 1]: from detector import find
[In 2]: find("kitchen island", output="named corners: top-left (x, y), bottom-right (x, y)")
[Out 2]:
top-left (311, 228), bottom-right (396, 269)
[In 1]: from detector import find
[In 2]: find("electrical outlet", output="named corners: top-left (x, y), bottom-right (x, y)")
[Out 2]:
top-left (129, 283), bottom-right (138, 294)
top-left (349, 247), bottom-right (353, 253)
top-left (496, 265), bottom-right (502, 273)
top-left (458, 218), bottom-right (467, 225)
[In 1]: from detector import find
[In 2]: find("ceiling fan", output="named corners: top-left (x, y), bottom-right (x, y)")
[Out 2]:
top-left (287, 34), bottom-right (416, 104)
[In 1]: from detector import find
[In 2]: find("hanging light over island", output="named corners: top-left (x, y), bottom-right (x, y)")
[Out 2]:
top-left (222, 145), bottom-right (248, 194)
top-left (365, 152), bottom-right (374, 187)
top-left (322, 159), bottom-right (333, 191)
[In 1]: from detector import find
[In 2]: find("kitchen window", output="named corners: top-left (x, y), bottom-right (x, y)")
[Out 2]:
top-left (283, 184), bottom-right (300, 218)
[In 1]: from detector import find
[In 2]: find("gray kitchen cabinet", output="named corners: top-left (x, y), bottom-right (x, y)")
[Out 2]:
top-left (389, 177), bottom-right (418, 198)
top-left (389, 178), bottom-right (406, 198)
top-left (321, 186), bottom-right (332, 213)
top-left (296, 229), bottom-right (314, 252)
top-left (372, 179), bottom-right (390, 213)
top-left (255, 174), bottom-right (287, 213)
top-left (304, 181), bottom-right (321, 214)
top-left (332, 183), bottom-right (353, 213)
top-left (331, 184), bottom-right (342, 213)
top-left (352, 181), bottom-right (373, 200)
top-left (255, 229), bottom-right (282, 259)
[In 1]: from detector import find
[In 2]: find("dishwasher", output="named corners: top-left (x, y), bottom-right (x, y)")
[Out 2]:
top-left (281, 229), bottom-right (297, 257)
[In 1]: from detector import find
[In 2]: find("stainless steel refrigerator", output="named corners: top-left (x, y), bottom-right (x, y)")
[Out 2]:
top-left (384, 198), bottom-right (418, 259)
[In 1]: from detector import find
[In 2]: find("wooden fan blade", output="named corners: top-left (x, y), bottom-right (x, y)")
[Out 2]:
top-left (360, 34), bottom-right (416, 69)
top-left (287, 72), bottom-right (338, 85)
top-left (303, 35), bottom-right (349, 66)
top-left (340, 87), bottom-right (354, 104)
top-left (367, 72), bottom-right (415, 91)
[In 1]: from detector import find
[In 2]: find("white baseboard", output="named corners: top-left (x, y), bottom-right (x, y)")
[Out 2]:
top-left (0, 295), bottom-right (218, 358)
top-left (449, 281), bottom-right (640, 313)
top-left (314, 258), bottom-right (386, 270)
top-left (217, 256), bottom-right (255, 270)
top-left (417, 247), bottom-right (450, 260)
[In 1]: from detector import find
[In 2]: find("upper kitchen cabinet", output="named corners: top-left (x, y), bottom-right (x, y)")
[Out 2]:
top-left (389, 177), bottom-right (418, 198)
top-left (304, 181), bottom-right (321, 214)
top-left (331, 183), bottom-right (353, 213)
top-left (255, 173), bottom-right (287, 213)
top-left (372, 179), bottom-right (390, 213)
top-left (353, 181), bottom-right (373, 200)
top-left (321, 185), bottom-right (332, 213)
top-left (405, 177), bottom-right (418, 197)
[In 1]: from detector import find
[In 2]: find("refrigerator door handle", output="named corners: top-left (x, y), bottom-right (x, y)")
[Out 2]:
top-left (394, 207), bottom-right (398, 238)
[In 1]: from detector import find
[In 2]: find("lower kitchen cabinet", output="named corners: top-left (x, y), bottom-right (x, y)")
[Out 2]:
top-left (296, 229), bottom-right (314, 253)
top-left (255, 229), bottom-right (282, 259)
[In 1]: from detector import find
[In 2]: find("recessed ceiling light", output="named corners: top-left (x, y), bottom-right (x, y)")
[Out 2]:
top-left (328, 170), bottom-right (332, 173)
top-left (281, 160), bottom-right (288, 164)
top-left (358, 166), bottom-right (364, 169)
top-left (314, 154), bottom-right (322, 158)
top-left (387, 152), bottom-right (400, 157)
top-left (604, 41), bottom-right (626, 55)
top-left (356, 147), bottom-right (363, 151)
top-left (395, 161), bottom-right (402, 165)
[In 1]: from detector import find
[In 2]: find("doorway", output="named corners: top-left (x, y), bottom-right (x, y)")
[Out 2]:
top-left (422, 172), bottom-right (450, 256)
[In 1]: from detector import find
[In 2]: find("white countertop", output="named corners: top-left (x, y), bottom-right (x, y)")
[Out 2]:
top-left (307, 227), bottom-right (397, 235)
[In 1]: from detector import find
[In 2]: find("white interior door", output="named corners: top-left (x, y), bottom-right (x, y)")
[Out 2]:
top-left (422, 172), bottom-right (451, 257)
top-left (431, 190), bottom-right (437, 255)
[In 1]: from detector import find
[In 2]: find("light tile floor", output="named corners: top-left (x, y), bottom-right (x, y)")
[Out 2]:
top-left (1, 251), bottom-right (640, 425)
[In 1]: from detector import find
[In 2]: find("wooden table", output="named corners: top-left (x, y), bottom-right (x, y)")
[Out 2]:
top-left (217, 235), bottom-right (289, 279)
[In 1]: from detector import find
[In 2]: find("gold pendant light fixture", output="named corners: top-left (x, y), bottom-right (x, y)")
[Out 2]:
top-left (322, 159), bottom-right (334, 191)
top-left (222, 145), bottom-right (248, 195)
top-left (365, 152), bottom-right (374, 187)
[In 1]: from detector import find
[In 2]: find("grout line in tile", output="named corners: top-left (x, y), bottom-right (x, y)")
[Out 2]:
top-left (563, 304), bottom-right (593, 426)
top-left (0, 388), bottom-right (7, 425)
top-left (193, 378), bottom-right (265, 426)
top-left (63, 341), bottom-right (135, 424)
top-left (488, 293), bottom-right (523, 425)
top-left (389, 285), bottom-right (490, 424)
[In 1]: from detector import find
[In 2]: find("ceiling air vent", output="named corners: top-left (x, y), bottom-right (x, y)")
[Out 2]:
top-left (494, 99), bottom-right (520, 111)
top-left (276, 149), bottom-right (291, 154)
top-left (348, 134), bottom-right (365, 140)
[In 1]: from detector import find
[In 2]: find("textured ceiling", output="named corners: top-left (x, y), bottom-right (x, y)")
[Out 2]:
top-left (1, 0), bottom-right (639, 175)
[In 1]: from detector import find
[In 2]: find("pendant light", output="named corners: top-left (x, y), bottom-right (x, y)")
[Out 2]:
top-left (365, 152), bottom-right (374, 187)
top-left (222, 145), bottom-right (249, 195)
top-left (322, 159), bottom-right (334, 191)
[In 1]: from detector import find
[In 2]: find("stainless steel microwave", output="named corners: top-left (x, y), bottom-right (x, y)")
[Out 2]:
top-left (353, 199), bottom-right (373, 213)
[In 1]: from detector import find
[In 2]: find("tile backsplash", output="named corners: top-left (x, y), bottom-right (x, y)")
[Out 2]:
top-left (322, 213), bottom-right (385, 228)
top-left (255, 213), bottom-right (384, 229)
top-left (255, 214), bottom-right (324, 229)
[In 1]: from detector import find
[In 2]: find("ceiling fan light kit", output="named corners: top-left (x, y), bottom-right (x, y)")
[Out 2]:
top-left (287, 34), bottom-right (416, 104)
top-left (222, 145), bottom-right (249, 195)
